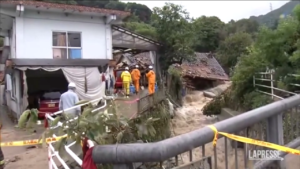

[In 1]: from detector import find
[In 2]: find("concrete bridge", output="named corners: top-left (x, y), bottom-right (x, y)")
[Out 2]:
top-left (88, 72), bottom-right (300, 169)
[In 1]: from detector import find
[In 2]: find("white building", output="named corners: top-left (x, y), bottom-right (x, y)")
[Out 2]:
top-left (0, 1), bottom-right (160, 119)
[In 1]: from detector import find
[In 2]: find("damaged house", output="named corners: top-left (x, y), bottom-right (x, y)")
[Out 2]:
top-left (171, 52), bottom-right (229, 90)
top-left (113, 51), bottom-right (157, 87)
top-left (0, 1), bottom-right (161, 119)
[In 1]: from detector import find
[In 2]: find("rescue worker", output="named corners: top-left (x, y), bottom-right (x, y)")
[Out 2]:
top-left (59, 82), bottom-right (80, 118)
top-left (121, 67), bottom-right (132, 98)
top-left (131, 65), bottom-right (141, 94)
top-left (146, 65), bottom-right (156, 95)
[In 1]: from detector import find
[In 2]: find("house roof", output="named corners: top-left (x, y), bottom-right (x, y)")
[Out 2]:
top-left (175, 52), bottom-right (229, 81)
top-left (133, 52), bottom-right (153, 66)
top-left (0, 1), bottom-right (130, 17)
top-left (114, 52), bottom-right (153, 70)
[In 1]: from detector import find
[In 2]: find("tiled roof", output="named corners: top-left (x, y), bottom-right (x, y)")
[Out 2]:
top-left (0, 1), bottom-right (130, 17)
top-left (125, 54), bottom-right (136, 64)
top-left (178, 52), bottom-right (229, 81)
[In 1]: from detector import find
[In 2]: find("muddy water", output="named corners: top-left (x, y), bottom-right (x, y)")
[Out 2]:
top-left (171, 83), bottom-right (249, 169)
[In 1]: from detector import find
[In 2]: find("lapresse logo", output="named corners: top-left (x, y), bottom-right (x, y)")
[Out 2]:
top-left (248, 150), bottom-right (283, 161)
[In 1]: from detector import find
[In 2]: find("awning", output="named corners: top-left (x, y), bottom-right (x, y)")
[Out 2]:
top-left (16, 66), bottom-right (105, 101)
top-left (10, 59), bottom-right (109, 68)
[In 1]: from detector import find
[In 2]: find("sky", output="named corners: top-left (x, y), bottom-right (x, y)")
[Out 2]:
top-left (122, 1), bottom-right (289, 23)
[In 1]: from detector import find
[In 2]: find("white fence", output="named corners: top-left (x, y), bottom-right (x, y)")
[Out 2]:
top-left (253, 72), bottom-right (300, 100)
top-left (46, 97), bottom-right (111, 169)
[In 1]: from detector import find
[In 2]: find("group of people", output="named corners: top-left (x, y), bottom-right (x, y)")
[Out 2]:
top-left (28, 66), bottom-right (156, 119)
top-left (59, 65), bottom-right (156, 115)
top-left (121, 65), bottom-right (156, 97)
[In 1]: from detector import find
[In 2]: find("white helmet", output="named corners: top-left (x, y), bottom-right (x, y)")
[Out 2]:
top-left (149, 65), bottom-right (153, 69)
top-left (68, 82), bottom-right (76, 88)
top-left (125, 67), bottom-right (129, 70)
top-left (135, 65), bottom-right (139, 68)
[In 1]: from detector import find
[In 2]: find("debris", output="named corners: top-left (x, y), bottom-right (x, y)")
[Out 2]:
top-left (171, 53), bottom-right (229, 90)
top-left (203, 91), bottom-right (216, 98)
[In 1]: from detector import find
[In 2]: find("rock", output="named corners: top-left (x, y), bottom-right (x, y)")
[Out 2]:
top-left (203, 91), bottom-right (216, 98)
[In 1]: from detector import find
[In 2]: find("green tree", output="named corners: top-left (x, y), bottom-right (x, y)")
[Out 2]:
top-left (192, 16), bottom-right (224, 52)
top-left (216, 32), bottom-right (253, 75)
top-left (126, 2), bottom-right (152, 23)
top-left (231, 4), bottom-right (300, 103)
top-left (124, 22), bottom-right (157, 39)
top-left (152, 3), bottom-right (195, 69)
top-left (227, 19), bottom-right (258, 35)
top-left (105, 1), bottom-right (126, 11)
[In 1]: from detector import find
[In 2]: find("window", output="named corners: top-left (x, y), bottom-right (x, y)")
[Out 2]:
top-left (41, 91), bottom-right (61, 100)
top-left (52, 32), bottom-right (82, 59)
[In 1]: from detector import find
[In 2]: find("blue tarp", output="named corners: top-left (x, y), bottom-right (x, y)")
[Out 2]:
top-left (130, 84), bottom-right (158, 94)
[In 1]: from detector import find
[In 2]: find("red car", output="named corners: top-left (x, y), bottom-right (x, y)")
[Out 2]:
top-left (38, 91), bottom-right (61, 118)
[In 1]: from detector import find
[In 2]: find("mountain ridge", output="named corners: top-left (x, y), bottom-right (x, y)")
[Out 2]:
top-left (249, 1), bottom-right (300, 28)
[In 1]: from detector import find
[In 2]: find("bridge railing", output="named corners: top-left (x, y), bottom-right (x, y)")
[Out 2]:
top-left (92, 95), bottom-right (300, 169)
top-left (253, 72), bottom-right (300, 100)
top-left (45, 97), bottom-right (110, 169)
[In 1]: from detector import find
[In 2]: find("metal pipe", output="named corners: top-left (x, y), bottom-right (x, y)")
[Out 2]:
top-left (47, 99), bottom-right (108, 129)
top-left (49, 143), bottom-right (70, 169)
top-left (50, 97), bottom-right (103, 116)
top-left (92, 95), bottom-right (300, 163)
top-left (65, 145), bottom-right (83, 166)
top-left (46, 98), bottom-right (110, 167)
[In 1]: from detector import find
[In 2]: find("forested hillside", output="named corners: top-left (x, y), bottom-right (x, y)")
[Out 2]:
top-left (249, 1), bottom-right (300, 28)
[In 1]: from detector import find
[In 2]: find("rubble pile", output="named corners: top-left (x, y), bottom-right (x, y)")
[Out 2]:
top-left (171, 53), bottom-right (229, 90)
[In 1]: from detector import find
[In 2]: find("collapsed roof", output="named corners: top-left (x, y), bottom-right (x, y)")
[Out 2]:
top-left (114, 52), bottom-right (153, 70)
top-left (173, 52), bottom-right (229, 81)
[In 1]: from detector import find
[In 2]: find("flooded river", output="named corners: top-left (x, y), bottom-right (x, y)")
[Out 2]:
top-left (170, 82), bottom-right (248, 169)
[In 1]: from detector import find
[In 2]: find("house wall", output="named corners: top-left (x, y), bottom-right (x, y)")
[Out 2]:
top-left (6, 70), bottom-right (22, 118)
top-left (14, 9), bottom-right (112, 60)
top-left (10, 18), bottom-right (16, 58)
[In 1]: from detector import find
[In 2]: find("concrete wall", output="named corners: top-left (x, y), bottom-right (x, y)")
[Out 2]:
top-left (14, 9), bottom-right (112, 60)
top-left (5, 70), bottom-right (22, 118)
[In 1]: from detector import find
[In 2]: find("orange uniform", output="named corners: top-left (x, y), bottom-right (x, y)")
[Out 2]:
top-left (146, 70), bottom-right (156, 95)
top-left (131, 68), bottom-right (141, 93)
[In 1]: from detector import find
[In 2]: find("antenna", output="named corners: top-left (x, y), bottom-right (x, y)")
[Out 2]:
top-left (270, 3), bottom-right (273, 12)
